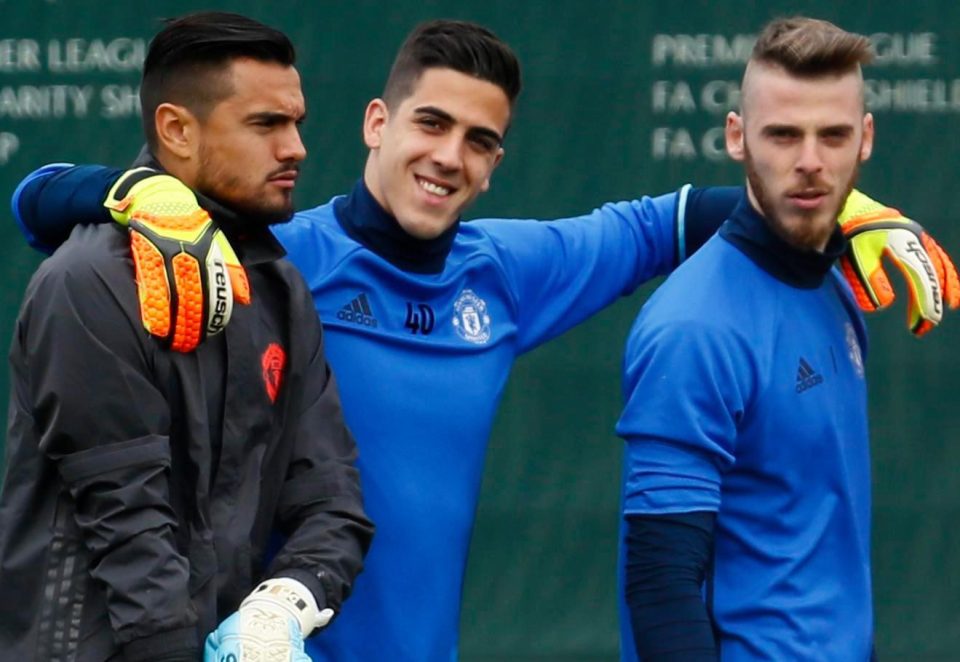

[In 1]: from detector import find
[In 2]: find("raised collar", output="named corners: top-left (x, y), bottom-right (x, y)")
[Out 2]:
top-left (719, 192), bottom-right (846, 289)
top-left (333, 179), bottom-right (459, 274)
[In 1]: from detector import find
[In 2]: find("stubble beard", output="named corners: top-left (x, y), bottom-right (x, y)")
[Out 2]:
top-left (196, 142), bottom-right (297, 227)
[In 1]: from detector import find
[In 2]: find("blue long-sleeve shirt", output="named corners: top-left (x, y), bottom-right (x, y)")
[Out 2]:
top-left (618, 196), bottom-right (872, 661)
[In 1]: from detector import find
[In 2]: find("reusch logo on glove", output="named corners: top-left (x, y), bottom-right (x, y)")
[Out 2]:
top-left (206, 259), bottom-right (231, 334)
top-left (261, 343), bottom-right (286, 403)
top-left (905, 239), bottom-right (941, 316)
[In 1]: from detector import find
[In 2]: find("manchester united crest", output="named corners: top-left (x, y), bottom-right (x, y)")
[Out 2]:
top-left (261, 342), bottom-right (286, 403)
top-left (845, 322), bottom-right (864, 378)
top-left (452, 289), bottom-right (491, 344)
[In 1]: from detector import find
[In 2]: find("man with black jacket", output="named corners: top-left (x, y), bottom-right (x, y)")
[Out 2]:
top-left (0, 12), bottom-right (372, 662)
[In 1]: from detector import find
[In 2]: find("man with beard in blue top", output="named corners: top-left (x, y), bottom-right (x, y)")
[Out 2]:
top-left (616, 17), bottom-right (956, 660)
top-left (12, 18), bottom-right (957, 662)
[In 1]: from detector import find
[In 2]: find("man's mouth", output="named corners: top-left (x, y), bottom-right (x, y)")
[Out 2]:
top-left (268, 166), bottom-right (300, 189)
top-left (787, 188), bottom-right (829, 209)
top-left (417, 176), bottom-right (453, 197)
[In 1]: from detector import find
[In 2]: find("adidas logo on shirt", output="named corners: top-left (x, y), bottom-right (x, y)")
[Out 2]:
top-left (795, 357), bottom-right (823, 393)
top-left (337, 293), bottom-right (379, 328)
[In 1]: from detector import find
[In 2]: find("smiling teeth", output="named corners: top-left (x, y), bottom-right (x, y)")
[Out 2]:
top-left (419, 179), bottom-right (451, 196)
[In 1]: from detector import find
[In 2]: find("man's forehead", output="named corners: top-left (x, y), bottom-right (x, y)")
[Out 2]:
top-left (222, 58), bottom-right (305, 112)
top-left (740, 60), bottom-right (865, 119)
top-left (401, 67), bottom-right (511, 131)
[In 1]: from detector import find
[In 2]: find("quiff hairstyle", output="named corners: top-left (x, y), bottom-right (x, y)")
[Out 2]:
top-left (139, 11), bottom-right (296, 150)
top-left (382, 20), bottom-right (522, 109)
top-left (750, 17), bottom-right (874, 76)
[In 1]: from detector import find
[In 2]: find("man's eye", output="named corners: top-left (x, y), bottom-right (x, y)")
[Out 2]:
top-left (769, 129), bottom-right (797, 140)
top-left (471, 137), bottom-right (497, 153)
top-left (821, 130), bottom-right (850, 144)
top-left (417, 117), bottom-right (442, 130)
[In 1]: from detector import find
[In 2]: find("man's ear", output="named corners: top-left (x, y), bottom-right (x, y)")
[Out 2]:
top-left (859, 112), bottom-right (874, 162)
top-left (155, 103), bottom-right (197, 159)
top-left (363, 99), bottom-right (389, 149)
top-left (480, 147), bottom-right (505, 193)
top-left (725, 111), bottom-right (745, 162)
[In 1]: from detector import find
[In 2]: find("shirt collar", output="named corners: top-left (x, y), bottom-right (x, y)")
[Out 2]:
top-left (720, 189), bottom-right (847, 289)
top-left (333, 179), bottom-right (459, 274)
top-left (719, 191), bottom-right (846, 288)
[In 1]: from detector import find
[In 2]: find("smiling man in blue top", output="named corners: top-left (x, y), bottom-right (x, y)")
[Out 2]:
top-left (619, 17), bottom-right (899, 660)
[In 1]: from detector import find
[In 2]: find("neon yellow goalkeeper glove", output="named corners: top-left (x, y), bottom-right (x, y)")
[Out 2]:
top-left (104, 168), bottom-right (251, 352)
top-left (838, 189), bottom-right (960, 337)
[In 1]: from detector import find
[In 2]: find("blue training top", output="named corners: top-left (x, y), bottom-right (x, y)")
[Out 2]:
top-left (617, 196), bottom-right (872, 660)
top-left (278, 181), bottom-right (677, 661)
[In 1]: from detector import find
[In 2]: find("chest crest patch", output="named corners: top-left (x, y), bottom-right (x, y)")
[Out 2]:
top-left (845, 322), bottom-right (864, 378)
top-left (261, 342), bottom-right (286, 403)
top-left (452, 289), bottom-right (492, 344)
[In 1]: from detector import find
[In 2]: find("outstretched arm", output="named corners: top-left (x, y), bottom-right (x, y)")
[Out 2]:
top-left (12, 163), bottom-right (119, 253)
top-left (13, 165), bottom-right (960, 336)
top-left (675, 185), bottom-right (741, 262)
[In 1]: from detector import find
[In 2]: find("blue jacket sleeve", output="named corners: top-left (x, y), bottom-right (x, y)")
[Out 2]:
top-left (676, 186), bottom-right (742, 262)
top-left (470, 185), bottom-right (741, 353)
top-left (475, 192), bottom-right (679, 353)
top-left (617, 307), bottom-right (758, 515)
top-left (11, 163), bottom-right (121, 254)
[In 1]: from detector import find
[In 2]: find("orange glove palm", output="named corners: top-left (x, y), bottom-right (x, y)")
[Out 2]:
top-left (104, 168), bottom-right (250, 351)
top-left (839, 189), bottom-right (959, 337)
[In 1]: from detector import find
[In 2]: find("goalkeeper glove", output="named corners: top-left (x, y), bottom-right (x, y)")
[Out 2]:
top-left (104, 167), bottom-right (251, 352)
top-left (203, 577), bottom-right (334, 662)
top-left (838, 189), bottom-right (960, 337)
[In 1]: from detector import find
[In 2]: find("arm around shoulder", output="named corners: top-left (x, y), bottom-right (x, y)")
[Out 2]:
top-left (12, 163), bottom-right (120, 253)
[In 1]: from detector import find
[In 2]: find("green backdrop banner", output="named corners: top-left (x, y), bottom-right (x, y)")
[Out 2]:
top-left (2, 2), bottom-right (958, 659)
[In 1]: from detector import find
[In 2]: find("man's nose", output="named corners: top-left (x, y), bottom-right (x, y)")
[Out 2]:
top-left (279, 125), bottom-right (307, 163)
top-left (431, 133), bottom-right (464, 172)
top-left (795, 137), bottom-right (824, 175)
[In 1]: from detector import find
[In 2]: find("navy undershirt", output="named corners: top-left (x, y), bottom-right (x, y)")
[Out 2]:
top-left (333, 180), bottom-right (458, 275)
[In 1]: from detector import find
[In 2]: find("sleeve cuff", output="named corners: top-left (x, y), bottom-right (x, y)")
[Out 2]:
top-left (121, 625), bottom-right (199, 661)
top-left (272, 566), bottom-right (330, 610)
top-left (11, 162), bottom-right (74, 254)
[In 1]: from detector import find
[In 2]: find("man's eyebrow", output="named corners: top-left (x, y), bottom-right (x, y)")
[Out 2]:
top-left (415, 105), bottom-right (503, 145)
top-left (761, 123), bottom-right (802, 134)
top-left (414, 105), bottom-right (454, 123)
top-left (819, 124), bottom-right (855, 134)
top-left (760, 123), bottom-right (855, 135)
top-left (244, 110), bottom-right (304, 123)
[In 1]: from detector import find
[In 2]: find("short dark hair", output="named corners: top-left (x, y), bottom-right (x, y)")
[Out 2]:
top-left (140, 11), bottom-right (296, 150)
top-left (751, 17), bottom-right (873, 76)
top-left (382, 20), bottom-right (521, 108)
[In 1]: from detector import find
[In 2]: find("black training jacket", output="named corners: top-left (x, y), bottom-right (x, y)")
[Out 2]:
top-left (0, 203), bottom-right (373, 660)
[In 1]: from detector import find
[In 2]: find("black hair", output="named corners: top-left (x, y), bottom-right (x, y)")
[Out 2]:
top-left (140, 11), bottom-right (296, 149)
top-left (383, 20), bottom-right (521, 108)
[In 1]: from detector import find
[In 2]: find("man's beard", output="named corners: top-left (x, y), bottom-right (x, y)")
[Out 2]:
top-left (744, 140), bottom-right (859, 252)
top-left (196, 147), bottom-right (297, 228)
